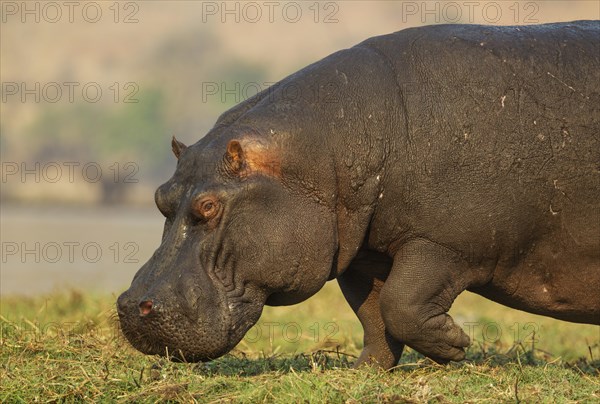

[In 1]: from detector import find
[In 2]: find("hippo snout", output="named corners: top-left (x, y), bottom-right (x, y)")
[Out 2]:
top-left (118, 287), bottom-right (225, 361)
top-left (115, 258), bottom-right (269, 363)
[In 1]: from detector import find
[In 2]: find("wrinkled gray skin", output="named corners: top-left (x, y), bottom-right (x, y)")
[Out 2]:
top-left (118, 21), bottom-right (600, 368)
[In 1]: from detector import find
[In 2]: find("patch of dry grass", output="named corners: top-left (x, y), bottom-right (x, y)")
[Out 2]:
top-left (1, 285), bottom-right (599, 402)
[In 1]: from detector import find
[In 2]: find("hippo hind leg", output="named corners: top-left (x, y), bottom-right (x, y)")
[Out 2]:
top-left (379, 238), bottom-right (481, 363)
top-left (338, 251), bottom-right (404, 369)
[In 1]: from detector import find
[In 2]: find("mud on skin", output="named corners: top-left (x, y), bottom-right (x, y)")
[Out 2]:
top-left (118, 21), bottom-right (600, 368)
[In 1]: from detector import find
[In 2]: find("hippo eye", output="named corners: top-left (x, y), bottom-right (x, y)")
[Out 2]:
top-left (202, 201), bottom-right (214, 213)
top-left (192, 197), bottom-right (220, 221)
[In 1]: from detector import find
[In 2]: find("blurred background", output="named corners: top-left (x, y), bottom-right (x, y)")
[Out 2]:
top-left (1, 1), bottom-right (599, 296)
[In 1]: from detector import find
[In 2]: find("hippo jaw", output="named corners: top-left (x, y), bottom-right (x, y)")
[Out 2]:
top-left (116, 299), bottom-right (264, 362)
top-left (117, 251), bottom-right (265, 362)
top-left (117, 258), bottom-right (266, 362)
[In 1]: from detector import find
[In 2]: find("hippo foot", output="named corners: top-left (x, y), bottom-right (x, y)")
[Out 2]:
top-left (406, 313), bottom-right (470, 363)
top-left (337, 252), bottom-right (404, 370)
top-left (378, 238), bottom-right (481, 364)
top-left (352, 333), bottom-right (405, 369)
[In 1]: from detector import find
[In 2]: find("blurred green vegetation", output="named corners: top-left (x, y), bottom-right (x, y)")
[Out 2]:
top-left (16, 25), bottom-right (270, 198)
top-left (25, 88), bottom-right (168, 176)
top-left (21, 61), bottom-right (268, 190)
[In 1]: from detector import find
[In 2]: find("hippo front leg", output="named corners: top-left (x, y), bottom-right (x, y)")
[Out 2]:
top-left (338, 252), bottom-right (404, 369)
top-left (380, 238), bottom-right (474, 363)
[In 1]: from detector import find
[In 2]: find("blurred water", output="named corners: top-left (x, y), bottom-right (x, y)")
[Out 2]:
top-left (0, 203), bottom-right (164, 296)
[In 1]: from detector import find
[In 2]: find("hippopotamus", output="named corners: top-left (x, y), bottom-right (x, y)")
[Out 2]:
top-left (117, 21), bottom-right (600, 369)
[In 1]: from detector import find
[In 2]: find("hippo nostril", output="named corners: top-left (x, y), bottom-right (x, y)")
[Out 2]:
top-left (139, 300), bottom-right (153, 316)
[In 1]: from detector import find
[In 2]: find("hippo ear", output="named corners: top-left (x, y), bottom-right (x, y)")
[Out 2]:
top-left (225, 140), bottom-right (245, 173)
top-left (171, 136), bottom-right (188, 160)
top-left (224, 138), bottom-right (282, 178)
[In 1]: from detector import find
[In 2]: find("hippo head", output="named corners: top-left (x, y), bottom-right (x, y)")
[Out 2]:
top-left (117, 130), bottom-right (337, 361)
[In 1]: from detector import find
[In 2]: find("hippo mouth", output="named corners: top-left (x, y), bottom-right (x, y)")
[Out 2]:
top-left (117, 282), bottom-right (265, 362)
top-left (117, 295), bottom-right (229, 362)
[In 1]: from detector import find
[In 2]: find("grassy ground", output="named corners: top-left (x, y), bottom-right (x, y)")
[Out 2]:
top-left (1, 283), bottom-right (599, 403)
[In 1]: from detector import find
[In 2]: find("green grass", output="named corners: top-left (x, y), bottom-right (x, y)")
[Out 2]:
top-left (1, 284), bottom-right (599, 403)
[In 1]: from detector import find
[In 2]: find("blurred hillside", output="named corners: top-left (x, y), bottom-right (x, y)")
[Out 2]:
top-left (1, 1), bottom-right (598, 204)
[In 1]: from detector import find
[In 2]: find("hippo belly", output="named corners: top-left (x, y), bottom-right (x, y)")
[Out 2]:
top-left (471, 219), bottom-right (600, 324)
